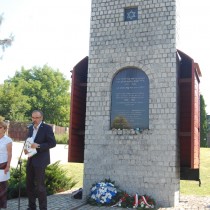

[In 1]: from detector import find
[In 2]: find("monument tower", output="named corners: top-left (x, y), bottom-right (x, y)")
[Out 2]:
top-left (83, 0), bottom-right (179, 207)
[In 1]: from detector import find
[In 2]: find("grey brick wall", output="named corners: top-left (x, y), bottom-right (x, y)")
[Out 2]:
top-left (83, 0), bottom-right (179, 207)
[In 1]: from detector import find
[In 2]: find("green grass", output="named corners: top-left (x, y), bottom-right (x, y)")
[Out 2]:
top-left (61, 162), bottom-right (84, 189)
top-left (181, 148), bottom-right (210, 196)
top-left (55, 133), bottom-right (69, 144)
top-left (61, 148), bottom-right (210, 195)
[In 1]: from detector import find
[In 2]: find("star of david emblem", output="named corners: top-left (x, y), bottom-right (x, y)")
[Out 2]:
top-left (127, 10), bottom-right (136, 20)
top-left (124, 7), bottom-right (138, 21)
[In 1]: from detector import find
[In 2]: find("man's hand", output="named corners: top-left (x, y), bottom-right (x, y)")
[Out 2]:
top-left (4, 164), bottom-right (10, 174)
top-left (24, 149), bottom-right (29, 155)
top-left (31, 143), bottom-right (40, 149)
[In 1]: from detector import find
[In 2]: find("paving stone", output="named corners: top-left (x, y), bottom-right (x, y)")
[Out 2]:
top-left (6, 192), bottom-right (210, 210)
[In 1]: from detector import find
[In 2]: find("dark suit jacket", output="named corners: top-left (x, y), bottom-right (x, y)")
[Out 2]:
top-left (28, 122), bottom-right (56, 167)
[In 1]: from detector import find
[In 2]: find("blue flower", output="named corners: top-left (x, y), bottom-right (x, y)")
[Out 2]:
top-left (90, 182), bottom-right (117, 204)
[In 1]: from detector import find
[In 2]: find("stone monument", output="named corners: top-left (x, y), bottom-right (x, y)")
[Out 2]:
top-left (83, 0), bottom-right (179, 207)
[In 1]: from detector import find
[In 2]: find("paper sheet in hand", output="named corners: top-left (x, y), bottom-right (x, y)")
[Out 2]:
top-left (0, 169), bottom-right (10, 182)
top-left (24, 137), bottom-right (37, 157)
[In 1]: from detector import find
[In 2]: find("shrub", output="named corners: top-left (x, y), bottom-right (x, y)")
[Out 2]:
top-left (55, 133), bottom-right (69, 144)
top-left (8, 161), bottom-right (27, 199)
top-left (7, 160), bottom-right (77, 199)
top-left (45, 161), bottom-right (77, 194)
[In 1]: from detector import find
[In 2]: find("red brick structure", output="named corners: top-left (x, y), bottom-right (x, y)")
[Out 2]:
top-left (7, 121), bottom-right (68, 141)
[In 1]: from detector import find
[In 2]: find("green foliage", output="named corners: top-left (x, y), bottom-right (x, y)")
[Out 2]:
top-left (8, 160), bottom-right (27, 199)
top-left (0, 82), bottom-right (31, 121)
top-left (45, 161), bottom-right (77, 194)
top-left (7, 160), bottom-right (77, 199)
top-left (55, 133), bottom-right (69, 144)
top-left (111, 116), bottom-right (130, 129)
top-left (0, 65), bottom-right (70, 126)
top-left (200, 95), bottom-right (208, 147)
top-left (0, 115), bottom-right (5, 121)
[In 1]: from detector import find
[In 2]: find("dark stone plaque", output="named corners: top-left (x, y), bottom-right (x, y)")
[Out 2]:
top-left (111, 68), bottom-right (149, 129)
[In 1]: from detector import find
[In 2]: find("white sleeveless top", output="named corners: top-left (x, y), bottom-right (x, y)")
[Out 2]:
top-left (0, 135), bottom-right (13, 164)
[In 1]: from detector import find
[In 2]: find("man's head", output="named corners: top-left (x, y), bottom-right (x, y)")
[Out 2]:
top-left (32, 110), bottom-right (43, 127)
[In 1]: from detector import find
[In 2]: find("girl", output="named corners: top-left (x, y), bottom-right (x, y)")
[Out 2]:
top-left (0, 121), bottom-right (12, 209)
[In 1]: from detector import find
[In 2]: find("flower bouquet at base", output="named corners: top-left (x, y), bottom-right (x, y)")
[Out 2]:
top-left (111, 191), bottom-right (134, 208)
top-left (87, 179), bottom-right (120, 206)
top-left (137, 195), bottom-right (155, 209)
top-left (112, 191), bottom-right (155, 209)
top-left (87, 179), bottom-right (155, 209)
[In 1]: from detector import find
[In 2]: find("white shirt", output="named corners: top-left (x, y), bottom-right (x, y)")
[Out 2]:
top-left (0, 135), bottom-right (13, 164)
top-left (32, 122), bottom-right (42, 140)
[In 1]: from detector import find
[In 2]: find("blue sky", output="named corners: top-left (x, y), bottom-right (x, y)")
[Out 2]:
top-left (0, 0), bottom-right (210, 113)
top-left (0, 0), bottom-right (91, 81)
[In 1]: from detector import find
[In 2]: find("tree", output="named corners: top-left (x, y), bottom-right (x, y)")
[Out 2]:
top-left (0, 65), bottom-right (70, 126)
top-left (0, 83), bottom-right (31, 121)
top-left (0, 14), bottom-right (13, 59)
top-left (200, 94), bottom-right (208, 147)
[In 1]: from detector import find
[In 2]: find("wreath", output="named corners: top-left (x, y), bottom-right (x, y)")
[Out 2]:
top-left (87, 179), bottom-right (155, 209)
top-left (87, 179), bottom-right (119, 206)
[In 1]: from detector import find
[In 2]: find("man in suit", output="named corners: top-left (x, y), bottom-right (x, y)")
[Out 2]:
top-left (25, 110), bottom-right (56, 210)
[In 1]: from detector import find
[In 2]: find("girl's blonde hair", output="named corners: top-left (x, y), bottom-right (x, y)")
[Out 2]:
top-left (0, 121), bottom-right (8, 130)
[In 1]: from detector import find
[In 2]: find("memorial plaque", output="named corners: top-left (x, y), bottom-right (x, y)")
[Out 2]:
top-left (111, 68), bottom-right (149, 129)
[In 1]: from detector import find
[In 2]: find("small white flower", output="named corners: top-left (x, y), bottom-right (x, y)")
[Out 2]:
top-left (91, 194), bottom-right (96, 199)
top-left (107, 193), bottom-right (112, 199)
top-left (91, 186), bottom-right (96, 191)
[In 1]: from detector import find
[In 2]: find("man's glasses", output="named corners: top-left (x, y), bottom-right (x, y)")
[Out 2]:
top-left (32, 117), bottom-right (41, 119)
top-left (0, 126), bottom-right (4, 129)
